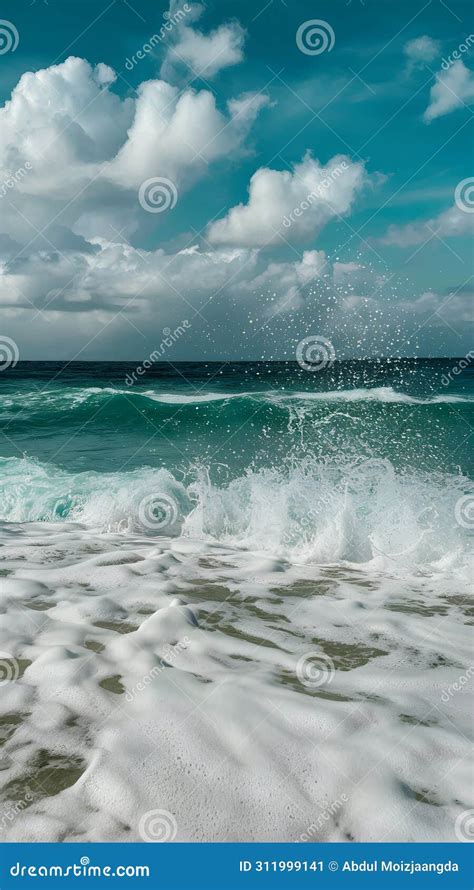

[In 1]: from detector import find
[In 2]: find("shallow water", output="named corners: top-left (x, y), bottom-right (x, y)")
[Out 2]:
top-left (0, 360), bottom-right (472, 841)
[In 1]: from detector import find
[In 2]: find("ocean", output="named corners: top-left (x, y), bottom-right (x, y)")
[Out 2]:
top-left (0, 359), bottom-right (472, 842)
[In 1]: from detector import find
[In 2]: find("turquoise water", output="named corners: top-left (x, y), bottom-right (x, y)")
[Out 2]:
top-left (1, 358), bottom-right (473, 470)
top-left (0, 359), bottom-right (472, 565)
top-left (0, 360), bottom-right (473, 843)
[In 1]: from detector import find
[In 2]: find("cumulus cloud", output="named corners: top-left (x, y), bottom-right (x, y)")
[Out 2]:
top-left (107, 82), bottom-right (268, 190)
top-left (0, 57), bottom-right (134, 199)
top-left (2, 229), bottom-right (469, 358)
top-left (424, 60), bottom-right (474, 121)
top-left (403, 35), bottom-right (440, 72)
top-left (0, 240), bottom-right (254, 312)
top-left (0, 237), bottom-right (332, 336)
top-left (379, 199), bottom-right (474, 246)
top-left (207, 153), bottom-right (370, 247)
top-left (6, 39), bottom-right (453, 359)
top-left (1, 235), bottom-right (332, 318)
top-left (161, 1), bottom-right (245, 81)
top-left (0, 49), bottom-right (276, 353)
top-left (242, 250), bottom-right (328, 313)
top-left (398, 288), bottom-right (474, 326)
top-left (0, 56), bottom-right (268, 248)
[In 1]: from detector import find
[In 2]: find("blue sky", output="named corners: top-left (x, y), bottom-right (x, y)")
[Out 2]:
top-left (0, 0), bottom-right (472, 359)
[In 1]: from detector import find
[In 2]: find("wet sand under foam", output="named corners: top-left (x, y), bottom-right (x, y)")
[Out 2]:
top-left (0, 522), bottom-right (472, 842)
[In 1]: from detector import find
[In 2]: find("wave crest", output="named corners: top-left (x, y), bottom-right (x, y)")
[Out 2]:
top-left (1, 456), bottom-right (471, 574)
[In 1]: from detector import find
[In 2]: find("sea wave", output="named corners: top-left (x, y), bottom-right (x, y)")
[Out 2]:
top-left (1, 456), bottom-right (471, 574)
top-left (1, 384), bottom-right (472, 415)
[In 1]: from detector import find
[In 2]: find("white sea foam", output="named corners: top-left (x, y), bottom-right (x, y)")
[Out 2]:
top-left (0, 457), bottom-right (472, 575)
top-left (0, 522), bottom-right (471, 842)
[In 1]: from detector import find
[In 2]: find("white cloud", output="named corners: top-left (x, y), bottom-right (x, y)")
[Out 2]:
top-left (403, 35), bottom-right (440, 71)
top-left (207, 153), bottom-right (370, 247)
top-left (0, 55), bottom-right (267, 199)
top-left (424, 60), bottom-right (474, 121)
top-left (379, 199), bottom-right (474, 246)
top-left (0, 50), bottom-right (275, 348)
top-left (0, 237), bottom-right (331, 328)
top-left (2, 231), bottom-right (470, 358)
top-left (161, 1), bottom-right (245, 81)
top-left (0, 56), bottom-right (268, 248)
top-left (106, 82), bottom-right (268, 191)
top-left (399, 289), bottom-right (474, 325)
top-left (242, 250), bottom-right (328, 312)
top-left (0, 236), bottom-right (332, 317)
top-left (0, 57), bottom-right (134, 199)
top-left (0, 238), bottom-right (254, 314)
top-left (5, 39), bottom-right (464, 358)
